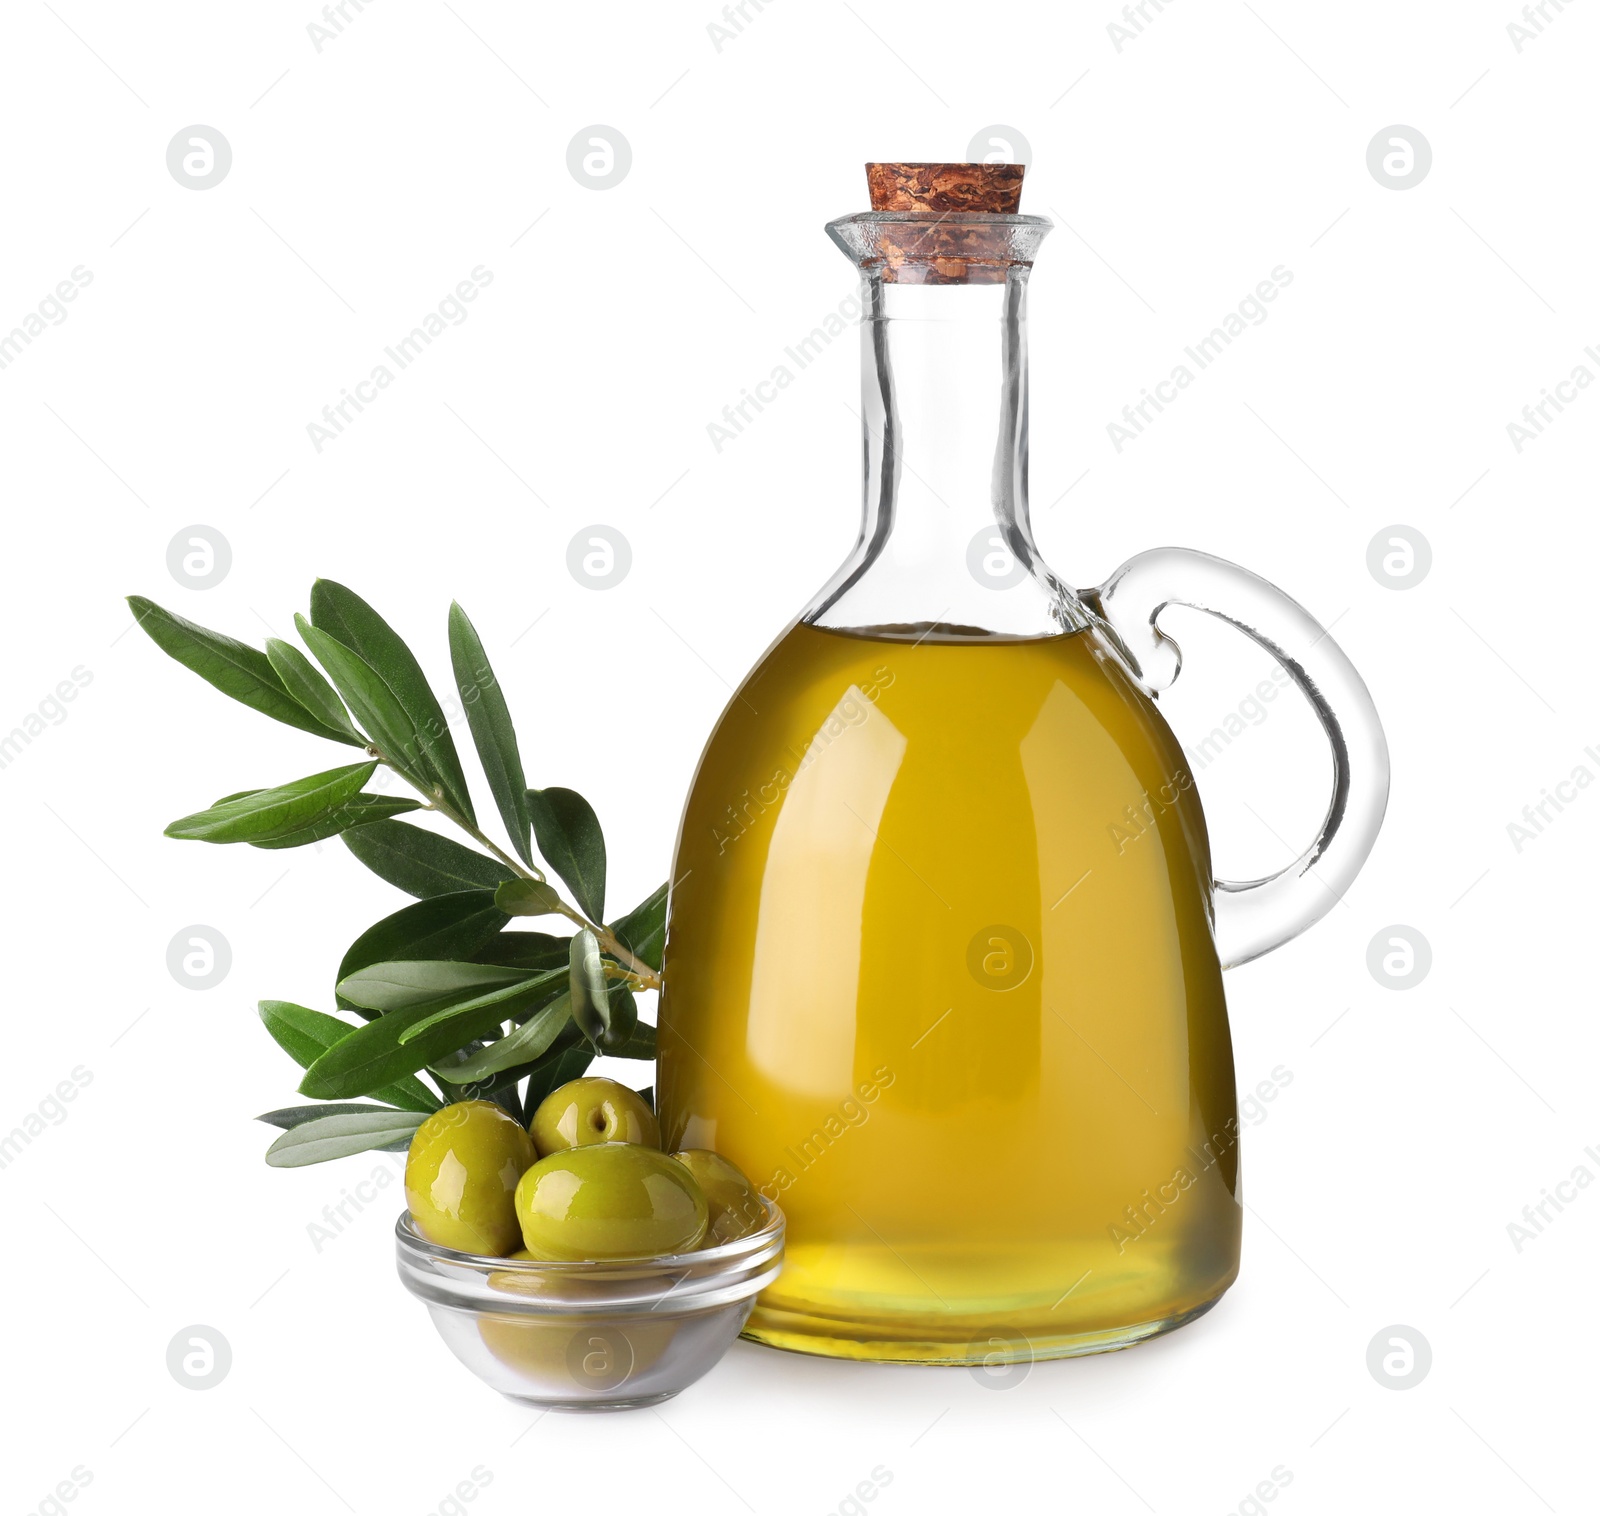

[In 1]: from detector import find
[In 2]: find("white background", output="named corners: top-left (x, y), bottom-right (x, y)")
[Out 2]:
top-left (1, 2), bottom-right (1595, 1513)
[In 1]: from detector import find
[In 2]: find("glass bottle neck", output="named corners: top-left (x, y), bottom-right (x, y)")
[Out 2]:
top-left (805, 270), bottom-right (1083, 640)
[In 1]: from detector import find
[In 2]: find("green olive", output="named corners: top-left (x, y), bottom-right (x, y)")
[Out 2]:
top-left (529, 1077), bottom-right (660, 1155)
top-left (405, 1100), bottom-right (536, 1256)
top-left (479, 1311), bottom-right (678, 1384)
top-left (486, 1249), bottom-right (557, 1298)
top-left (672, 1149), bottom-right (768, 1245)
top-left (515, 1142), bottom-right (708, 1261)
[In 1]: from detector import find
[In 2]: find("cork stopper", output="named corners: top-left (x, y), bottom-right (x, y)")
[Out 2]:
top-left (831, 162), bottom-right (1039, 285)
top-left (865, 162), bottom-right (1026, 215)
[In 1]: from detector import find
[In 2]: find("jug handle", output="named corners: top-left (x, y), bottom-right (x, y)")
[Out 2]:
top-left (1081, 547), bottom-right (1390, 969)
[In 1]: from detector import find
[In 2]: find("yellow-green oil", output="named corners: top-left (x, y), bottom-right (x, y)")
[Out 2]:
top-left (658, 621), bottom-right (1241, 1361)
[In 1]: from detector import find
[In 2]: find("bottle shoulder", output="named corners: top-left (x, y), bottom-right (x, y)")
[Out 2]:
top-left (690, 620), bottom-right (1185, 780)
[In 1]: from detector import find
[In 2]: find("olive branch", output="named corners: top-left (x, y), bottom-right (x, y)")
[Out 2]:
top-left (129, 579), bottom-right (664, 1169)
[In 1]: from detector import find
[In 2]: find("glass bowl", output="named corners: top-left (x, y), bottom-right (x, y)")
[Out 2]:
top-left (394, 1200), bottom-right (784, 1412)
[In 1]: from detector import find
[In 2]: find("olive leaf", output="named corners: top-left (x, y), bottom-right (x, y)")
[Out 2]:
top-left (310, 580), bottom-right (475, 823)
top-left (343, 819), bottom-right (515, 898)
top-left (608, 882), bottom-right (669, 972)
top-left (568, 928), bottom-right (611, 1050)
top-left (441, 1055), bottom-right (540, 1125)
top-left (337, 960), bottom-right (530, 1015)
top-left (439, 1057), bottom-right (537, 1122)
top-left (296, 616), bottom-right (438, 796)
top-left (436, 1029), bottom-right (588, 1123)
top-left (127, 597), bottom-right (362, 746)
top-left (256, 1101), bottom-right (418, 1131)
top-left (605, 983), bottom-right (639, 1049)
top-left (257, 1001), bottom-right (439, 1112)
top-left (528, 787), bottom-right (606, 922)
top-left (249, 794), bottom-right (421, 849)
top-left (205, 788), bottom-right (422, 848)
top-left (165, 762), bottom-right (378, 844)
top-left (605, 1017), bottom-right (656, 1061)
top-left (398, 968), bottom-right (566, 1046)
top-left (521, 1035), bottom-right (596, 1111)
top-left (301, 974), bottom-right (561, 1099)
top-left (265, 1109), bottom-right (427, 1168)
top-left (433, 991), bottom-right (573, 1084)
top-left (472, 931), bottom-right (571, 973)
top-left (335, 890), bottom-right (508, 1009)
top-left (494, 878), bottom-right (564, 918)
top-left (264, 638), bottom-right (364, 743)
top-left (260, 999), bottom-right (361, 1067)
top-left (449, 602), bottom-right (533, 867)
top-left (297, 1000), bottom-right (479, 1100)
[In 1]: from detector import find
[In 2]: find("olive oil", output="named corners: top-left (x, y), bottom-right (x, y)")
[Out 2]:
top-left (654, 159), bottom-right (1387, 1360)
top-left (658, 621), bottom-right (1241, 1360)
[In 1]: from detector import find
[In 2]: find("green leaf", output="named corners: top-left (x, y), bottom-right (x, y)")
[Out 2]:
top-left (265, 638), bottom-right (364, 743)
top-left (165, 762), bottom-right (377, 844)
top-left (296, 616), bottom-right (438, 794)
top-left (603, 983), bottom-right (639, 1051)
top-left (343, 819), bottom-right (515, 898)
top-left (334, 890), bottom-right (509, 1007)
top-left (569, 928), bottom-right (610, 1050)
top-left (309, 580), bottom-right (475, 823)
top-left (399, 968), bottom-right (565, 1045)
top-left (606, 1017), bottom-right (656, 1061)
top-left (433, 992), bottom-right (573, 1083)
top-left (299, 1001), bottom-right (475, 1099)
top-left (528, 787), bottom-right (607, 922)
top-left (522, 1035), bottom-right (595, 1111)
top-left (126, 596), bottom-right (362, 747)
top-left (248, 794), bottom-right (421, 849)
top-left (608, 882), bottom-right (668, 972)
top-left (256, 1101), bottom-right (415, 1131)
top-left (371, 1074), bottom-right (445, 1115)
top-left (445, 1023), bottom-right (576, 1110)
top-left (440, 1023), bottom-right (590, 1123)
top-left (449, 603), bottom-right (533, 866)
top-left (265, 1109), bottom-right (427, 1167)
top-left (437, 1057), bottom-right (533, 1122)
top-left (258, 1001), bottom-right (440, 1112)
top-left (567, 946), bottom-right (637, 1057)
top-left (260, 999), bottom-right (358, 1067)
top-left (338, 960), bottom-right (527, 1013)
top-left (301, 975), bottom-right (559, 1099)
top-left (495, 878), bottom-right (564, 918)
top-left (337, 959), bottom-right (530, 1014)
top-left (472, 931), bottom-right (571, 972)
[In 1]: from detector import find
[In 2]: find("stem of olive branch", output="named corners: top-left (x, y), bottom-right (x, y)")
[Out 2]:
top-left (602, 961), bottom-right (656, 994)
top-left (373, 749), bottom-right (664, 993)
top-left (550, 900), bottom-right (663, 991)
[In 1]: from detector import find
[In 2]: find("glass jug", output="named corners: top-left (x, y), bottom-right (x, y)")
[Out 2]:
top-left (657, 163), bottom-right (1389, 1363)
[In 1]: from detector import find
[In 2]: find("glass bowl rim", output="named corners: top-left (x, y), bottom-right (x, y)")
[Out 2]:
top-left (394, 1194), bottom-right (784, 1274)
